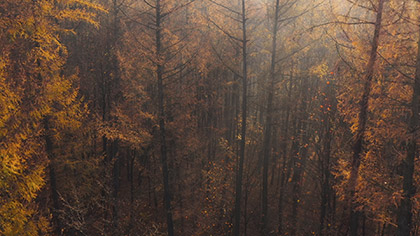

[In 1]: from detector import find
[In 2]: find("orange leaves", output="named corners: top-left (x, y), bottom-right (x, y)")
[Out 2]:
top-left (0, 0), bottom-right (103, 234)
top-left (310, 63), bottom-right (329, 78)
top-left (55, 0), bottom-right (105, 28)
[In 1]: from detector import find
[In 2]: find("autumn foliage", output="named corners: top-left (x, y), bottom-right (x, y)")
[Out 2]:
top-left (1, 0), bottom-right (420, 235)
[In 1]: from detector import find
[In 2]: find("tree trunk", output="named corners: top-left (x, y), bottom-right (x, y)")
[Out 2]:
top-left (348, 0), bottom-right (384, 235)
top-left (289, 77), bottom-right (310, 236)
top-left (155, 1), bottom-right (174, 235)
top-left (261, 1), bottom-right (280, 234)
top-left (319, 78), bottom-right (336, 236)
top-left (111, 1), bottom-right (120, 231)
top-left (112, 140), bottom-right (120, 234)
top-left (277, 71), bottom-right (294, 235)
top-left (396, 13), bottom-right (420, 236)
top-left (233, 0), bottom-right (248, 235)
top-left (44, 117), bottom-right (61, 235)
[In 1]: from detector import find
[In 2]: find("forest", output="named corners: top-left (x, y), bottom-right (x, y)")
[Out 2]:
top-left (1, 0), bottom-right (420, 235)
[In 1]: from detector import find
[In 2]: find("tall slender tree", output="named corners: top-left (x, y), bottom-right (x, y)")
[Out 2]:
top-left (347, 0), bottom-right (385, 235)
top-left (261, 0), bottom-right (280, 234)
top-left (232, 0), bottom-right (249, 235)
top-left (397, 4), bottom-right (420, 234)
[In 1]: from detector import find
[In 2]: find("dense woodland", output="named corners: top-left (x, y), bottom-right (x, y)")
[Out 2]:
top-left (1, 0), bottom-right (420, 235)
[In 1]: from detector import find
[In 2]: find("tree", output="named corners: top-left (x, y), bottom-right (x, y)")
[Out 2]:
top-left (261, 1), bottom-right (280, 234)
top-left (397, 2), bottom-right (420, 234)
top-left (339, 0), bottom-right (385, 234)
top-left (0, 0), bottom-right (101, 235)
top-left (204, 0), bottom-right (252, 234)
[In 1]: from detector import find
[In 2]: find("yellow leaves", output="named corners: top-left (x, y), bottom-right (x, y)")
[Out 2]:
top-left (0, 78), bottom-right (19, 136)
top-left (351, 40), bottom-right (362, 50)
top-left (310, 63), bottom-right (329, 78)
top-left (45, 0), bottom-right (105, 29)
top-left (72, 0), bottom-right (105, 11)
top-left (98, 111), bottom-right (153, 149)
top-left (225, 81), bottom-right (238, 87)
top-left (0, 0), bottom-right (104, 234)
top-left (0, 129), bottom-right (47, 234)
top-left (57, 9), bottom-right (100, 28)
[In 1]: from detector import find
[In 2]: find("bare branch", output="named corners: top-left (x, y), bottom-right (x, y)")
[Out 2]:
top-left (162, 0), bottom-right (196, 19)
top-left (143, 0), bottom-right (156, 9)
top-left (377, 51), bottom-right (414, 81)
top-left (208, 0), bottom-right (241, 15)
top-left (210, 43), bottom-right (242, 79)
top-left (207, 16), bottom-right (243, 42)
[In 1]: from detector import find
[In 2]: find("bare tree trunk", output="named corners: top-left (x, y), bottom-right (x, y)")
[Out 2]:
top-left (347, 0), bottom-right (384, 235)
top-left (233, 0), bottom-right (248, 235)
top-left (155, 1), bottom-right (174, 235)
top-left (127, 153), bottom-right (135, 235)
top-left (261, 1), bottom-right (280, 234)
top-left (290, 77), bottom-right (310, 236)
top-left (319, 78), bottom-right (336, 236)
top-left (278, 71), bottom-right (294, 235)
top-left (44, 117), bottom-right (61, 235)
top-left (110, 1), bottom-right (121, 232)
top-left (112, 140), bottom-right (120, 234)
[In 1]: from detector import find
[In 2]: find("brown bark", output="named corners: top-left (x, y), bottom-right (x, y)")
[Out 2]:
top-left (44, 117), bottom-right (61, 236)
top-left (261, 0), bottom-right (280, 234)
top-left (233, 0), bottom-right (249, 235)
top-left (277, 69), bottom-right (294, 235)
top-left (347, 0), bottom-right (385, 235)
top-left (319, 77), bottom-right (337, 236)
top-left (290, 77), bottom-right (310, 236)
top-left (155, 0), bottom-right (175, 235)
top-left (396, 14), bottom-right (420, 236)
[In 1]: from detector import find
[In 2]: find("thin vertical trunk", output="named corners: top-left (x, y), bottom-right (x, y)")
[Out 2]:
top-left (111, 1), bottom-right (120, 231)
top-left (319, 79), bottom-right (336, 236)
top-left (261, 1), bottom-right (280, 234)
top-left (270, 130), bottom-right (279, 187)
top-left (319, 141), bottom-right (332, 236)
top-left (396, 14), bottom-right (420, 236)
top-left (128, 154), bottom-right (135, 235)
top-left (289, 77), bottom-right (310, 236)
top-left (155, 1), bottom-right (174, 235)
top-left (277, 154), bottom-right (287, 235)
top-left (362, 214), bottom-right (366, 236)
top-left (244, 183), bottom-right (249, 236)
top-left (289, 136), bottom-right (309, 236)
top-left (277, 72), bottom-right (293, 235)
top-left (348, 0), bottom-right (384, 235)
top-left (112, 141), bottom-right (120, 233)
top-left (233, 0), bottom-right (248, 235)
top-left (381, 223), bottom-right (386, 236)
top-left (319, 139), bottom-right (331, 236)
top-left (44, 117), bottom-right (61, 235)
top-left (177, 165), bottom-right (185, 234)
